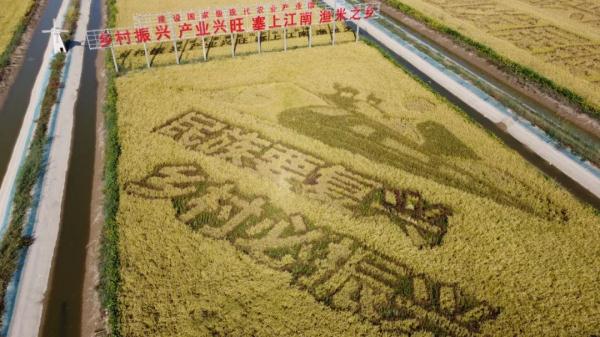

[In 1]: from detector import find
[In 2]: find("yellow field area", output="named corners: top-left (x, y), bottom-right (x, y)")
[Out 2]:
top-left (0, 0), bottom-right (34, 57)
top-left (113, 0), bottom-right (355, 71)
top-left (113, 22), bottom-right (355, 70)
top-left (389, 0), bottom-right (600, 110)
top-left (115, 41), bottom-right (600, 336)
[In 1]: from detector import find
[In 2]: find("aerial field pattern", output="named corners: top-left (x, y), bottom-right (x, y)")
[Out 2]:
top-left (388, 0), bottom-right (600, 110)
top-left (114, 36), bottom-right (600, 336)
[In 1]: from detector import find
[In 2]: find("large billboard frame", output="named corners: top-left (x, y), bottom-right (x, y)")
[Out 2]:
top-left (86, 0), bottom-right (381, 71)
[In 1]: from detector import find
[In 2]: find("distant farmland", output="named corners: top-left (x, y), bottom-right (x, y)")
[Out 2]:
top-left (388, 0), bottom-right (600, 111)
top-left (112, 38), bottom-right (600, 336)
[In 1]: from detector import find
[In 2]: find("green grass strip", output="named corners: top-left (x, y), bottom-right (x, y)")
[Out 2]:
top-left (0, 0), bottom-right (39, 78)
top-left (0, 52), bottom-right (66, 326)
top-left (62, 0), bottom-right (80, 43)
top-left (99, 0), bottom-right (123, 336)
top-left (385, 0), bottom-right (600, 121)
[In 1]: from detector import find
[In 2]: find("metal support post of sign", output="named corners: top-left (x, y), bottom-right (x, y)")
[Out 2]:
top-left (308, 26), bottom-right (312, 47)
top-left (356, 23), bottom-right (360, 42)
top-left (332, 0), bottom-right (337, 45)
top-left (231, 33), bottom-right (235, 57)
top-left (173, 40), bottom-right (180, 64)
top-left (201, 37), bottom-right (207, 61)
top-left (143, 42), bottom-right (150, 68)
top-left (110, 46), bottom-right (119, 72)
top-left (169, 20), bottom-right (180, 64)
top-left (258, 32), bottom-right (261, 53)
top-left (332, 21), bottom-right (336, 45)
top-left (283, 28), bottom-right (287, 51)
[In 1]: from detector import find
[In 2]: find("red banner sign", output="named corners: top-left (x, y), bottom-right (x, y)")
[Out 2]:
top-left (86, 1), bottom-right (380, 50)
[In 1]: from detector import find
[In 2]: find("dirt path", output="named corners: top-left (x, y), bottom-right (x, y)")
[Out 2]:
top-left (380, 3), bottom-right (600, 139)
top-left (4, 0), bottom-right (93, 335)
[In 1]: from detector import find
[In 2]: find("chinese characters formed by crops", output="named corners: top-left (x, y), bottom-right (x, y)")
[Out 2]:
top-left (125, 165), bottom-right (499, 336)
top-left (152, 111), bottom-right (453, 248)
top-left (419, 0), bottom-right (600, 84)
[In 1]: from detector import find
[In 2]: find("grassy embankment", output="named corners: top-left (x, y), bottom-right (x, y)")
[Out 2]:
top-left (99, 0), bottom-right (123, 335)
top-left (0, 52), bottom-right (65, 325)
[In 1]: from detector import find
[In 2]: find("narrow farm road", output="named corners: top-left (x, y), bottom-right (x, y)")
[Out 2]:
top-left (4, 0), bottom-right (93, 335)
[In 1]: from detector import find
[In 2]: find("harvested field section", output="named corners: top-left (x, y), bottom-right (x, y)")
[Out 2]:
top-left (115, 43), bottom-right (600, 336)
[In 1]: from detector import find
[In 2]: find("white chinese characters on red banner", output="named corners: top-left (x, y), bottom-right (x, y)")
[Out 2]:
top-left (92, 1), bottom-right (377, 49)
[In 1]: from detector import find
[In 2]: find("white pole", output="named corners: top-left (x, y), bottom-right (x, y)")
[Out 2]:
top-left (143, 42), bottom-right (150, 68)
top-left (308, 26), bottom-right (312, 47)
top-left (170, 20), bottom-right (179, 64)
top-left (284, 28), bottom-right (287, 51)
top-left (173, 40), bottom-right (180, 64)
top-left (231, 33), bottom-right (235, 57)
top-left (201, 37), bottom-right (207, 61)
top-left (258, 32), bottom-right (261, 53)
top-left (356, 23), bottom-right (360, 42)
top-left (110, 46), bottom-right (119, 72)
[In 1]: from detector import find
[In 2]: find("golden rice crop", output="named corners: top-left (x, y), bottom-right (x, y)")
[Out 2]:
top-left (388, 0), bottom-right (600, 109)
top-left (0, 0), bottom-right (34, 57)
top-left (115, 42), bottom-right (600, 337)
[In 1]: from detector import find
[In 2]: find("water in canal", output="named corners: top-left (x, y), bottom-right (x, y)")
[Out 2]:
top-left (0, 0), bottom-right (64, 182)
top-left (39, 0), bottom-right (102, 335)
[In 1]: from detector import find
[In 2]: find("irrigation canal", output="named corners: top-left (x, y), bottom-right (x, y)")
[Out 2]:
top-left (0, 0), bottom-right (100, 335)
top-left (0, 0), bottom-right (63, 183)
top-left (1, 0), bottom-right (599, 336)
top-left (38, 0), bottom-right (101, 336)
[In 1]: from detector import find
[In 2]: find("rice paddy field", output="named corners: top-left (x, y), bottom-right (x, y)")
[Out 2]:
top-left (0, 0), bottom-right (34, 57)
top-left (113, 34), bottom-right (600, 337)
top-left (110, 0), bottom-right (600, 336)
top-left (113, 0), bottom-right (354, 71)
top-left (387, 0), bottom-right (600, 111)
